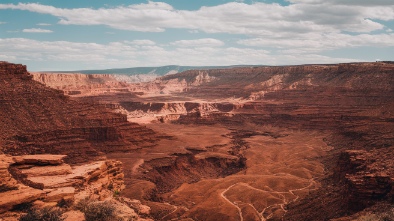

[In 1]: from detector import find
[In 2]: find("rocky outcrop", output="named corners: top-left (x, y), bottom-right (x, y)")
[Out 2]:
top-left (0, 153), bottom-right (152, 220)
top-left (335, 148), bottom-right (394, 210)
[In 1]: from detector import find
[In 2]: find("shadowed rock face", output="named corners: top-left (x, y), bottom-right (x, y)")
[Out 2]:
top-left (0, 61), bottom-right (158, 163)
top-left (336, 149), bottom-right (394, 208)
top-left (10, 61), bottom-right (394, 220)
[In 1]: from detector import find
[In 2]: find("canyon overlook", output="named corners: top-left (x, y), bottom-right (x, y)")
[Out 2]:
top-left (0, 61), bottom-right (393, 220)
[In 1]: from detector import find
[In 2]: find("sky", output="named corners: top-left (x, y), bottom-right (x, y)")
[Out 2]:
top-left (0, 0), bottom-right (393, 71)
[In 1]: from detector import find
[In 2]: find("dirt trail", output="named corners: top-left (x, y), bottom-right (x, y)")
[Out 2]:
top-left (222, 178), bottom-right (317, 221)
top-left (167, 130), bottom-right (328, 220)
top-left (221, 183), bottom-right (244, 221)
top-left (131, 159), bottom-right (144, 175)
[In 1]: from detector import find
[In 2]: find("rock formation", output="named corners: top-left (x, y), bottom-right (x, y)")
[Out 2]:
top-left (5, 61), bottom-right (394, 220)
top-left (0, 153), bottom-right (155, 221)
top-left (336, 148), bottom-right (394, 209)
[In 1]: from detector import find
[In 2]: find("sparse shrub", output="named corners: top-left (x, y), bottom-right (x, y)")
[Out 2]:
top-left (74, 197), bottom-right (95, 212)
top-left (19, 207), bottom-right (65, 221)
top-left (83, 201), bottom-right (117, 221)
top-left (113, 189), bottom-right (120, 197)
top-left (12, 202), bottom-right (33, 212)
top-left (57, 198), bottom-right (74, 209)
top-left (75, 197), bottom-right (120, 221)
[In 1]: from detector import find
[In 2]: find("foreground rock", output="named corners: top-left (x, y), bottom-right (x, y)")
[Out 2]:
top-left (0, 154), bottom-right (151, 220)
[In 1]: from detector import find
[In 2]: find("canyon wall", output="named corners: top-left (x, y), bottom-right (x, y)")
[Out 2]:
top-left (0, 62), bottom-right (157, 162)
top-left (23, 61), bottom-right (394, 220)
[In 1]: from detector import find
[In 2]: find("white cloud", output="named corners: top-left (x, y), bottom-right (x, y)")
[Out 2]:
top-left (0, 2), bottom-right (392, 35)
top-left (287, 0), bottom-right (394, 6)
top-left (22, 28), bottom-right (53, 33)
top-left (238, 33), bottom-right (394, 52)
top-left (36, 23), bottom-right (51, 26)
top-left (0, 54), bottom-right (16, 60)
top-left (0, 21), bottom-right (6, 24)
top-left (0, 38), bottom-right (362, 71)
top-left (0, 1), bottom-right (392, 69)
top-left (171, 38), bottom-right (224, 47)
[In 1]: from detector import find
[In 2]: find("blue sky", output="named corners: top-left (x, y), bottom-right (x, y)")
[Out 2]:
top-left (0, 0), bottom-right (393, 71)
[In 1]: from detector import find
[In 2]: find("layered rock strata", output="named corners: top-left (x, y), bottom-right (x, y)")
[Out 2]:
top-left (0, 61), bottom-right (158, 163)
top-left (0, 154), bottom-right (152, 220)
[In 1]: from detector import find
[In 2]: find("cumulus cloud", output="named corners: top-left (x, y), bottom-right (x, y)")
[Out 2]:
top-left (0, 2), bottom-right (392, 35)
top-left (0, 38), bottom-right (362, 71)
top-left (238, 33), bottom-right (394, 52)
top-left (171, 38), bottom-right (224, 47)
top-left (287, 0), bottom-right (394, 6)
top-left (22, 28), bottom-right (53, 33)
top-left (0, 1), bottom-right (392, 69)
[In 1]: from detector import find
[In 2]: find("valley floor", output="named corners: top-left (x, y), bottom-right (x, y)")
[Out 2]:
top-left (108, 122), bottom-right (331, 221)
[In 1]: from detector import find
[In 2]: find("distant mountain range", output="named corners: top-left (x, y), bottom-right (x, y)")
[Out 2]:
top-left (40, 65), bottom-right (261, 83)
top-left (47, 65), bottom-right (260, 76)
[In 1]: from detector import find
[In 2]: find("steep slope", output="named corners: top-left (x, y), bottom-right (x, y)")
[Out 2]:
top-left (0, 61), bottom-right (157, 163)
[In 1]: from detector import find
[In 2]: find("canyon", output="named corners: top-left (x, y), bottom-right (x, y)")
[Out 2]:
top-left (0, 61), bottom-right (393, 220)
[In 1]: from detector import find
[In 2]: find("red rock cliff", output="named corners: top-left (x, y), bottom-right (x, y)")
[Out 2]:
top-left (0, 62), bottom-right (157, 163)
